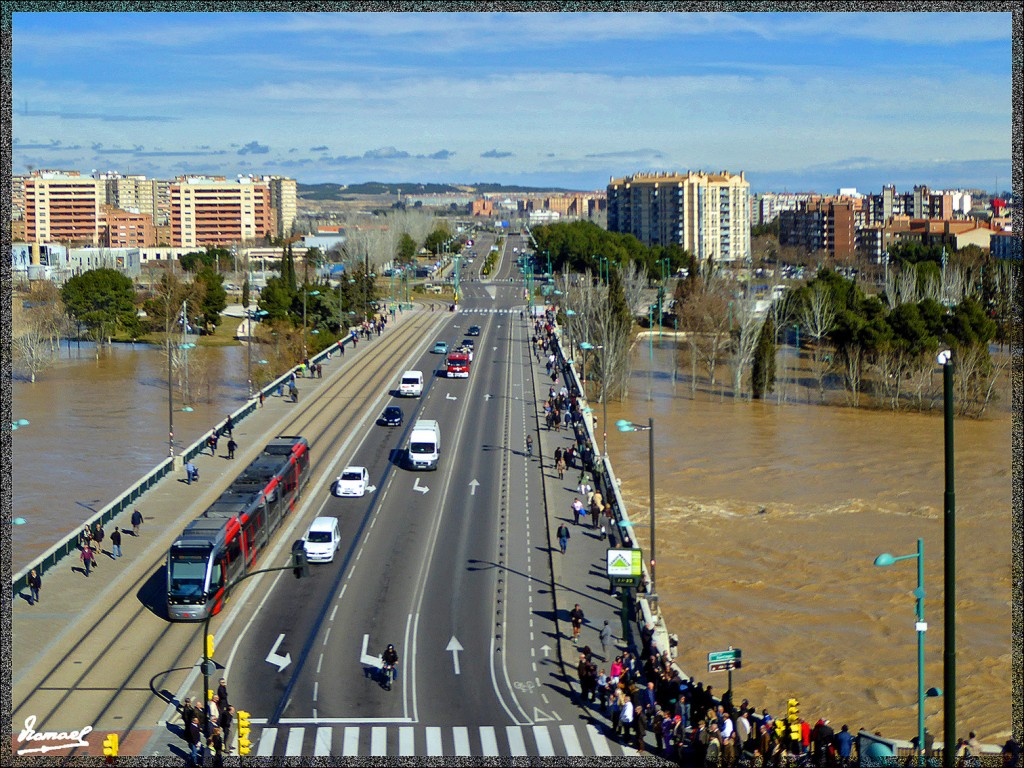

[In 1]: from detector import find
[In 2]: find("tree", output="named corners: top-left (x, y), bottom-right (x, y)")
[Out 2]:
top-left (751, 314), bottom-right (776, 399)
top-left (194, 266), bottom-right (228, 331)
top-left (397, 233), bottom-right (417, 264)
top-left (726, 296), bottom-right (765, 400)
top-left (798, 281), bottom-right (837, 403)
top-left (257, 275), bottom-right (295, 323)
top-left (61, 268), bottom-right (139, 349)
top-left (242, 276), bottom-right (250, 309)
top-left (424, 226), bottom-right (452, 256)
top-left (678, 268), bottom-right (731, 391)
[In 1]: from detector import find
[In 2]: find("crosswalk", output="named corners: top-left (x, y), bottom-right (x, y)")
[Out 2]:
top-left (251, 722), bottom-right (641, 757)
top-left (457, 307), bottom-right (524, 314)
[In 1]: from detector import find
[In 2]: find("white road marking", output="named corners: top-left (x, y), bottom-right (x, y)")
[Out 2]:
top-left (399, 726), bottom-right (415, 756)
top-left (532, 725), bottom-right (555, 756)
top-left (256, 727), bottom-right (277, 756)
top-left (426, 726), bottom-right (443, 756)
top-left (314, 726), bottom-right (332, 756)
top-left (587, 723), bottom-right (612, 755)
top-left (343, 726), bottom-right (359, 756)
top-left (453, 726), bottom-right (470, 756)
top-left (285, 727), bottom-right (304, 756)
top-left (506, 726), bottom-right (527, 756)
top-left (560, 724), bottom-right (584, 755)
top-left (371, 726), bottom-right (387, 756)
top-left (479, 726), bottom-right (499, 756)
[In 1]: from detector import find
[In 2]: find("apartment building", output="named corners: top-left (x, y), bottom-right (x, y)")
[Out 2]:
top-left (23, 173), bottom-right (104, 245)
top-left (268, 175), bottom-right (297, 237)
top-left (98, 173), bottom-right (172, 227)
top-left (751, 192), bottom-right (818, 226)
top-left (607, 170), bottom-right (750, 262)
top-left (103, 207), bottom-right (156, 248)
top-left (169, 177), bottom-right (274, 249)
top-left (778, 196), bottom-right (861, 260)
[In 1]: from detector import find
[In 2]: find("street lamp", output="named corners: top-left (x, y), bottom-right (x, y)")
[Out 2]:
top-left (246, 309), bottom-right (268, 398)
top-left (579, 342), bottom-right (594, 396)
top-left (302, 289), bottom-right (320, 357)
top-left (10, 418), bottom-right (30, 430)
top-left (564, 309), bottom-right (576, 365)
top-left (938, 349), bottom-right (957, 768)
top-left (874, 538), bottom-right (933, 766)
top-left (616, 417), bottom-right (656, 597)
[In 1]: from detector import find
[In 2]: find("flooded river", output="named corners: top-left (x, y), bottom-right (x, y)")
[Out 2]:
top-left (604, 344), bottom-right (1013, 744)
top-left (10, 341), bottom-right (246, 572)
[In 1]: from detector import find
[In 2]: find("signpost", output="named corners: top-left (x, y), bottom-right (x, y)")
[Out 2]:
top-left (708, 647), bottom-right (742, 693)
top-left (607, 548), bottom-right (644, 644)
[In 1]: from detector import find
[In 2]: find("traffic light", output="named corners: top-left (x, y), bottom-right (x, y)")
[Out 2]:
top-left (237, 710), bottom-right (251, 756)
top-left (787, 698), bottom-right (802, 741)
top-left (102, 733), bottom-right (119, 759)
top-left (206, 634), bottom-right (215, 659)
top-left (291, 540), bottom-right (309, 579)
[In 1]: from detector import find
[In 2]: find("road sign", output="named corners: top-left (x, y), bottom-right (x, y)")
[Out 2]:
top-left (707, 647), bottom-right (742, 673)
top-left (607, 548), bottom-right (643, 587)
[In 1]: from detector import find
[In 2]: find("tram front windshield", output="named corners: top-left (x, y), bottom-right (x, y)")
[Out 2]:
top-left (168, 547), bottom-right (211, 603)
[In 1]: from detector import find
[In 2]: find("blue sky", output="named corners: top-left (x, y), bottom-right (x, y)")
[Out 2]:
top-left (11, 10), bottom-right (1013, 194)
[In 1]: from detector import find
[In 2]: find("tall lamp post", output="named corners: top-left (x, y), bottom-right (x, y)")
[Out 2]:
top-left (302, 289), bottom-right (320, 357)
top-left (564, 308), bottom-right (576, 367)
top-left (246, 309), bottom-right (268, 398)
top-left (939, 349), bottom-right (957, 768)
top-left (874, 539), bottom-right (943, 765)
top-left (579, 342), bottom-right (594, 398)
top-left (616, 417), bottom-right (656, 597)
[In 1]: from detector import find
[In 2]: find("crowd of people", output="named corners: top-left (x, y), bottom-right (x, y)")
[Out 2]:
top-left (179, 678), bottom-right (234, 767)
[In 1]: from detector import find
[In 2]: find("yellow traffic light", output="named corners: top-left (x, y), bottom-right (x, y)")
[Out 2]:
top-left (102, 733), bottom-right (119, 757)
top-left (206, 634), bottom-right (215, 659)
top-left (237, 710), bottom-right (251, 755)
top-left (787, 697), bottom-right (800, 723)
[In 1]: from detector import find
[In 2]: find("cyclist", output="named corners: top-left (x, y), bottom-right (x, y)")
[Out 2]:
top-left (526, 434), bottom-right (533, 457)
top-left (381, 644), bottom-right (399, 689)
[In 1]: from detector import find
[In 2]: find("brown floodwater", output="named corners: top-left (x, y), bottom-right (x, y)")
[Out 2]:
top-left (10, 341), bottom-right (246, 573)
top-left (603, 343), bottom-right (1013, 744)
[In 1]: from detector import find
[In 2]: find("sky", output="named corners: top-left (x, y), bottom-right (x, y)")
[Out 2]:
top-left (10, 9), bottom-right (1015, 194)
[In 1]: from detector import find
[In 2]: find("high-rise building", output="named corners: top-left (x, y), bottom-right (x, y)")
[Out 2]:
top-left (778, 196), bottom-right (861, 259)
top-left (267, 176), bottom-right (297, 238)
top-left (98, 173), bottom-right (173, 227)
top-left (607, 171), bottom-right (750, 262)
top-left (24, 173), bottom-right (104, 245)
top-left (169, 177), bottom-right (274, 249)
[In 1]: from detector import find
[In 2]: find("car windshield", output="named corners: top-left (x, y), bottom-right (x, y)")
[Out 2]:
top-left (341, 471), bottom-right (363, 482)
top-left (168, 550), bottom-right (209, 601)
top-left (410, 441), bottom-right (435, 455)
top-left (307, 531), bottom-right (332, 543)
top-left (402, 377), bottom-right (418, 385)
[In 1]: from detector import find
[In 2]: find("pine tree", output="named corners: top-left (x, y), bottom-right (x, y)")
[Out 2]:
top-left (242, 276), bottom-right (250, 309)
top-left (751, 314), bottom-right (776, 399)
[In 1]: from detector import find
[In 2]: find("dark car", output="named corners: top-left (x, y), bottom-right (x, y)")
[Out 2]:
top-left (467, 325), bottom-right (482, 336)
top-left (378, 406), bottom-right (403, 426)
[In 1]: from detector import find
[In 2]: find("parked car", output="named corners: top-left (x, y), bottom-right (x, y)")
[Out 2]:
top-left (334, 466), bottom-right (370, 497)
top-left (378, 406), bottom-right (404, 427)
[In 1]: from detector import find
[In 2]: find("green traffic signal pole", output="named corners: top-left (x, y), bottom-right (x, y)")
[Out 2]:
top-left (200, 557), bottom-right (306, 765)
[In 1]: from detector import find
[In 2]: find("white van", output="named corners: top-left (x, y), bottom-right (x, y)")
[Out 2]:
top-left (398, 370), bottom-right (424, 397)
top-left (407, 419), bottom-right (441, 470)
top-left (303, 517), bottom-right (341, 563)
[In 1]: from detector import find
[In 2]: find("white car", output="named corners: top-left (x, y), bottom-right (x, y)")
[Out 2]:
top-left (303, 517), bottom-right (341, 563)
top-left (334, 466), bottom-right (370, 497)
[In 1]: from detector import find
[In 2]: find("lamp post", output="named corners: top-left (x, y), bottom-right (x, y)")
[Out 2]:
top-left (648, 303), bottom-right (655, 401)
top-left (302, 289), bottom-right (320, 357)
top-left (616, 417), bottom-right (656, 597)
top-left (579, 342), bottom-right (594, 398)
top-left (939, 349), bottom-right (957, 768)
top-left (10, 418), bottom-right (30, 431)
top-left (564, 308), bottom-right (576, 368)
top-left (874, 538), bottom-right (927, 767)
top-left (246, 309), bottom-right (268, 398)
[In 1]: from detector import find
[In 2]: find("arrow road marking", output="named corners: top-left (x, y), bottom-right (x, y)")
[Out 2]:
top-left (413, 478), bottom-right (430, 495)
top-left (366, 484), bottom-right (377, 494)
top-left (469, 479), bottom-right (480, 496)
top-left (483, 394), bottom-right (492, 401)
top-left (446, 393), bottom-right (457, 400)
top-left (266, 634), bottom-right (292, 672)
top-left (360, 634), bottom-right (383, 669)
top-left (446, 636), bottom-right (464, 675)
top-left (540, 644), bottom-right (551, 658)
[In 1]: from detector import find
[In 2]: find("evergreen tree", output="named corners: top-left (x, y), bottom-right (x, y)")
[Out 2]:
top-left (751, 314), bottom-right (776, 399)
top-left (242, 276), bottom-right (250, 309)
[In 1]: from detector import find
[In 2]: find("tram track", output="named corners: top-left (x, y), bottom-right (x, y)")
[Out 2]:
top-left (11, 307), bottom-right (450, 758)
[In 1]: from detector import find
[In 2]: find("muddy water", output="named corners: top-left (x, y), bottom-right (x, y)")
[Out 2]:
top-left (11, 341), bottom-right (246, 573)
top-left (603, 344), bottom-right (1013, 744)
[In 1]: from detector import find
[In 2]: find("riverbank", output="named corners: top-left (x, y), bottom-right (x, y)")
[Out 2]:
top-left (602, 342), bottom-right (1013, 744)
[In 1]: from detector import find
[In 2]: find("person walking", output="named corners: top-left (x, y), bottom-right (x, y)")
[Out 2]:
top-left (131, 508), bottom-right (143, 536)
top-left (227, 438), bottom-right (237, 460)
top-left (224, 415), bottom-right (233, 438)
top-left (526, 434), bottom-right (533, 457)
top-left (80, 544), bottom-right (95, 577)
top-left (28, 569), bottom-right (42, 605)
top-left (259, 390), bottom-right (265, 407)
top-left (557, 523), bottom-right (570, 554)
top-left (208, 431), bottom-right (219, 456)
top-left (218, 706), bottom-right (234, 754)
top-left (590, 499), bottom-right (602, 529)
top-left (185, 460), bottom-right (196, 485)
top-left (92, 522), bottom-right (105, 556)
top-left (570, 603), bottom-right (585, 645)
top-left (556, 455), bottom-right (567, 480)
top-left (208, 725), bottom-right (224, 768)
top-left (110, 526), bottom-right (123, 558)
top-left (216, 678), bottom-right (229, 711)
top-left (571, 498), bottom-right (584, 526)
top-left (186, 715), bottom-right (203, 767)
top-left (600, 619), bottom-right (613, 658)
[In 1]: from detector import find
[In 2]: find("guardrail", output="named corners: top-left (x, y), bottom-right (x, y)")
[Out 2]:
top-left (12, 334), bottom-right (354, 595)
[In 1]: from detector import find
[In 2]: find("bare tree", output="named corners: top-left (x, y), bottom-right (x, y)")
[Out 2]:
top-left (620, 260), bottom-right (649, 316)
top-left (800, 282), bottom-right (837, 403)
top-left (12, 325), bottom-right (55, 383)
top-left (678, 268), bottom-right (732, 390)
top-left (726, 296), bottom-right (765, 399)
top-left (894, 268), bottom-right (919, 306)
top-left (768, 292), bottom-right (799, 405)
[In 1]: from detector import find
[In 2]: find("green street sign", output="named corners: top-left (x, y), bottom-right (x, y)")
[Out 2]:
top-left (606, 548), bottom-right (643, 579)
top-left (707, 648), bottom-right (742, 664)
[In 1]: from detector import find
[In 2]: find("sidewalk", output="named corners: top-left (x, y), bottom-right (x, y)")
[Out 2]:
top-left (11, 308), bottom-right (420, 710)
top-left (525, 320), bottom-right (664, 757)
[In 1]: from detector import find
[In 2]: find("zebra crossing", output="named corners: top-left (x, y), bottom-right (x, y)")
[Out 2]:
top-left (251, 722), bottom-right (641, 757)
top-left (457, 307), bottom-right (523, 314)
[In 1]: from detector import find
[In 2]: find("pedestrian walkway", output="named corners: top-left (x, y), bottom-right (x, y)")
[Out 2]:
top-left (245, 721), bottom-right (644, 758)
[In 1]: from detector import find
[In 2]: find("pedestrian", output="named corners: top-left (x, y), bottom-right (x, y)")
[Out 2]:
top-left (186, 715), bottom-right (203, 766)
top-left (209, 432), bottom-right (219, 456)
top-left (259, 390), bottom-right (264, 407)
top-left (620, 696), bottom-right (635, 741)
top-left (216, 678), bottom-right (229, 710)
top-left (224, 415), bottom-right (233, 438)
top-left (218, 706), bottom-right (234, 753)
top-left (600, 619), bottom-right (613, 657)
top-left (207, 696), bottom-right (220, 737)
top-left (28, 568), bottom-right (42, 605)
top-left (634, 699), bottom-right (648, 752)
top-left (556, 455), bottom-right (567, 479)
top-left (339, 339), bottom-right (345, 356)
top-left (79, 525), bottom-right (92, 551)
top-left (92, 522), bottom-right (105, 555)
top-left (571, 498), bottom-right (583, 525)
top-left (557, 523), bottom-right (570, 554)
top-left (111, 526), bottom-right (123, 558)
top-left (227, 438), bottom-right (237, 460)
top-left (570, 603), bottom-right (585, 644)
top-left (208, 725), bottom-right (224, 768)
top-left (131, 508), bottom-right (143, 536)
top-left (80, 544), bottom-right (95, 577)
top-left (590, 500), bottom-right (601, 529)
top-left (180, 698), bottom-right (195, 742)
top-left (185, 459), bottom-right (196, 485)
top-left (317, 363), bottom-right (323, 378)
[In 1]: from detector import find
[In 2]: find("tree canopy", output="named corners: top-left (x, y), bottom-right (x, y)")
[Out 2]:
top-left (61, 268), bottom-right (140, 342)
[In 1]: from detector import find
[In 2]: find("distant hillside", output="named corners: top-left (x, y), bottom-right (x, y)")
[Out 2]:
top-left (298, 181), bottom-right (577, 200)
